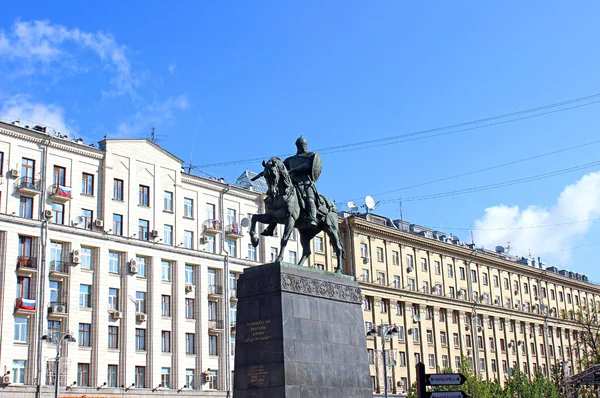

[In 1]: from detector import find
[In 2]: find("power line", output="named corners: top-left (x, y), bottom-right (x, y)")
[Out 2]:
top-left (537, 241), bottom-right (600, 256)
top-left (345, 138), bottom-right (600, 201)
top-left (379, 160), bottom-right (600, 203)
top-left (196, 93), bottom-right (600, 168)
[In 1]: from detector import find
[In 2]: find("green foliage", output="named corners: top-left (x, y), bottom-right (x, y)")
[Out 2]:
top-left (406, 355), bottom-right (561, 398)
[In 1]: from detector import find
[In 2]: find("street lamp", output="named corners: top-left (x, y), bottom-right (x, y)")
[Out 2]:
top-left (367, 324), bottom-right (399, 398)
top-left (41, 332), bottom-right (76, 398)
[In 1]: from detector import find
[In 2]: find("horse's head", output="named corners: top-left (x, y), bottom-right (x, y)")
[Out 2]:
top-left (262, 157), bottom-right (292, 199)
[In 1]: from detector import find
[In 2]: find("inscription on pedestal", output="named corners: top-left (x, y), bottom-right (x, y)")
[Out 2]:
top-left (247, 365), bottom-right (270, 387)
top-left (244, 319), bottom-right (273, 343)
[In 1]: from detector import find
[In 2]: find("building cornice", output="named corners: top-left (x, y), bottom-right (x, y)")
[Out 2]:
top-left (348, 216), bottom-right (600, 295)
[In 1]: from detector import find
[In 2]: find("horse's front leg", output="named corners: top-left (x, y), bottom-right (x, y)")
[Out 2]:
top-left (251, 214), bottom-right (272, 247)
top-left (276, 213), bottom-right (296, 263)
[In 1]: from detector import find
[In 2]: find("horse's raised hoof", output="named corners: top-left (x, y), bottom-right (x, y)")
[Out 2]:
top-left (250, 232), bottom-right (259, 247)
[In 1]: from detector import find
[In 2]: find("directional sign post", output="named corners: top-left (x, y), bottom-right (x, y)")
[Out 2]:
top-left (425, 373), bottom-right (467, 386)
top-left (425, 391), bottom-right (469, 398)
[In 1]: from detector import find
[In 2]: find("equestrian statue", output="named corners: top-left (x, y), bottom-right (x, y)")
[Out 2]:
top-left (249, 136), bottom-right (346, 272)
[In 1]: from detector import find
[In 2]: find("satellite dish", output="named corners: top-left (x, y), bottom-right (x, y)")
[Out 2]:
top-left (73, 216), bottom-right (84, 226)
top-left (412, 314), bottom-right (421, 322)
top-left (347, 201), bottom-right (358, 212)
top-left (365, 196), bottom-right (376, 210)
top-left (495, 246), bottom-right (505, 254)
top-left (240, 217), bottom-right (250, 228)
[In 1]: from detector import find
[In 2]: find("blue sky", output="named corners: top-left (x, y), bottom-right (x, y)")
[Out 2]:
top-left (2, 2), bottom-right (600, 278)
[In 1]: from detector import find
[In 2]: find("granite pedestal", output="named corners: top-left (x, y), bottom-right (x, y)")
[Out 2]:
top-left (233, 261), bottom-right (372, 398)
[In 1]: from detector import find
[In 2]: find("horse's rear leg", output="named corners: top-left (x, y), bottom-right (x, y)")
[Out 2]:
top-left (297, 232), bottom-right (312, 267)
top-left (261, 223), bottom-right (277, 236)
top-left (324, 214), bottom-right (345, 273)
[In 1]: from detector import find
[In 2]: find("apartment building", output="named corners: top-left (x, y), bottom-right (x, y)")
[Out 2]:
top-left (336, 212), bottom-right (598, 395)
top-left (0, 120), bottom-right (322, 397)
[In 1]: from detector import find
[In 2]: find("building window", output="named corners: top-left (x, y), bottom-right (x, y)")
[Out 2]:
top-left (392, 250), bottom-right (399, 265)
top-left (79, 247), bottom-right (92, 269)
top-left (109, 251), bottom-right (120, 273)
top-left (108, 288), bottom-right (119, 310)
top-left (48, 320), bottom-right (61, 343)
top-left (136, 256), bottom-right (146, 277)
top-left (161, 261), bottom-right (171, 281)
top-left (421, 258), bottom-right (427, 272)
top-left (184, 198), bottom-right (193, 217)
top-left (112, 214), bottom-right (123, 235)
top-left (209, 335), bottom-right (218, 355)
top-left (81, 209), bottom-right (93, 230)
top-left (21, 157), bottom-right (35, 183)
top-left (164, 225), bottom-right (173, 245)
top-left (206, 203), bottom-right (216, 221)
top-left (186, 333), bottom-right (195, 354)
top-left (161, 331), bottom-right (171, 352)
top-left (205, 235), bottom-right (215, 253)
top-left (377, 247), bottom-right (384, 262)
top-left (161, 295), bottom-right (171, 316)
top-left (79, 284), bottom-right (91, 307)
top-left (135, 329), bottom-right (146, 351)
top-left (227, 239), bottom-right (237, 257)
top-left (161, 367), bottom-right (171, 389)
top-left (14, 317), bottom-right (28, 342)
top-left (471, 270), bottom-right (478, 282)
top-left (459, 267), bottom-right (466, 280)
top-left (397, 325), bottom-right (405, 341)
top-left (135, 292), bottom-right (146, 313)
top-left (435, 261), bottom-right (441, 275)
top-left (440, 331), bottom-right (447, 346)
top-left (77, 363), bottom-right (90, 386)
top-left (164, 191), bottom-right (173, 211)
top-left (428, 354), bottom-right (435, 369)
top-left (0, 151), bottom-right (3, 174)
top-left (139, 185), bottom-right (150, 206)
top-left (208, 300), bottom-right (218, 321)
top-left (135, 366), bottom-right (145, 388)
top-left (107, 364), bottom-right (118, 387)
top-left (185, 298), bottom-right (195, 319)
top-left (447, 264), bottom-right (454, 278)
top-left (81, 173), bottom-right (94, 195)
top-left (51, 203), bottom-right (64, 224)
top-left (184, 230), bottom-right (194, 249)
top-left (315, 236), bottom-right (324, 252)
top-left (108, 326), bottom-right (119, 349)
top-left (363, 296), bottom-right (372, 311)
top-left (138, 219), bottom-right (149, 240)
top-left (360, 243), bottom-right (368, 258)
top-left (79, 323), bottom-right (91, 347)
top-left (183, 265), bottom-right (194, 284)
top-left (427, 329), bottom-right (434, 344)
top-left (186, 369), bottom-right (195, 390)
top-left (406, 254), bottom-right (414, 269)
top-left (289, 251), bottom-right (297, 263)
top-left (248, 244), bottom-right (257, 261)
top-left (493, 275), bottom-right (499, 287)
top-left (113, 179), bottom-right (124, 200)
top-left (270, 247), bottom-right (278, 262)
top-left (378, 272), bottom-right (386, 285)
top-left (19, 197), bottom-right (33, 218)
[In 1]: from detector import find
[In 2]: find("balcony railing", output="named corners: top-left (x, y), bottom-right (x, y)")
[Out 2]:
top-left (15, 177), bottom-right (42, 193)
top-left (49, 184), bottom-right (73, 201)
top-left (203, 219), bottom-right (222, 233)
top-left (17, 256), bottom-right (37, 270)
top-left (225, 223), bottom-right (243, 237)
top-left (208, 284), bottom-right (223, 296)
top-left (208, 320), bottom-right (224, 330)
top-left (49, 260), bottom-right (70, 275)
top-left (15, 298), bottom-right (36, 312)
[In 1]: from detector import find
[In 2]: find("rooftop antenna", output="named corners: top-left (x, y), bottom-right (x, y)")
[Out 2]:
top-left (399, 194), bottom-right (403, 223)
top-left (148, 127), bottom-right (166, 143)
top-left (470, 231), bottom-right (474, 245)
top-left (506, 242), bottom-right (512, 255)
top-left (347, 201), bottom-right (358, 213)
top-left (362, 195), bottom-right (378, 214)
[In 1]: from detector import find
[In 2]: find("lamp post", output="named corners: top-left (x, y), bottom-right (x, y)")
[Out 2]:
top-left (367, 324), bottom-right (398, 398)
top-left (41, 332), bottom-right (76, 398)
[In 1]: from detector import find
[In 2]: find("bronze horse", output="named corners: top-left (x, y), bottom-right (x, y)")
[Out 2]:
top-left (250, 157), bottom-right (345, 272)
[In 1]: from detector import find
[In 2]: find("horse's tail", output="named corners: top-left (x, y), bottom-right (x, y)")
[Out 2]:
top-left (319, 194), bottom-right (337, 213)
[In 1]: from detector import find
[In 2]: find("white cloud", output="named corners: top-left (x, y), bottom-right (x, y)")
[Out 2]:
top-left (0, 19), bottom-right (137, 96)
top-left (115, 94), bottom-right (190, 137)
top-left (0, 95), bottom-right (71, 133)
top-left (168, 63), bottom-right (176, 74)
top-left (473, 171), bottom-right (600, 264)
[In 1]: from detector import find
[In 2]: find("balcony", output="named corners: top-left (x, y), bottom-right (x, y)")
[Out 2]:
top-left (225, 223), bottom-right (243, 238)
top-left (208, 320), bottom-right (224, 331)
top-left (230, 288), bottom-right (237, 301)
top-left (208, 284), bottom-right (223, 297)
top-left (48, 302), bottom-right (68, 317)
top-left (48, 184), bottom-right (73, 202)
top-left (16, 256), bottom-right (38, 275)
top-left (15, 177), bottom-right (42, 195)
top-left (203, 219), bottom-right (222, 234)
top-left (15, 298), bottom-right (36, 315)
top-left (230, 321), bottom-right (237, 333)
top-left (49, 260), bottom-right (70, 278)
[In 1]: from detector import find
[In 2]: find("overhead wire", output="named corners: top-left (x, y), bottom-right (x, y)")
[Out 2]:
top-left (195, 93), bottom-right (600, 168)
top-left (418, 216), bottom-right (600, 232)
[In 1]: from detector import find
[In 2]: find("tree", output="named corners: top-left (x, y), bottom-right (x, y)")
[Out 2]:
top-left (573, 301), bottom-right (600, 368)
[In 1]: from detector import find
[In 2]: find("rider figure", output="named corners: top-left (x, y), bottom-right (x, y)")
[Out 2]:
top-left (284, 136), bottom-right (318, 227)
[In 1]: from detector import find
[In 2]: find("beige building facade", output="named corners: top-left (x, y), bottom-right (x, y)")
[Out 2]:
top-left (338, 213), bottom-right (597, 395)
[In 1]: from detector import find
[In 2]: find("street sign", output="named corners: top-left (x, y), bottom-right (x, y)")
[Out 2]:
top-left (426, 391), bottom-right (469, 398)
top-left (425, 373), bottom-right (467, 386)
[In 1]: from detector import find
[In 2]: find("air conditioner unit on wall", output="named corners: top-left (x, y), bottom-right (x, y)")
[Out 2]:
top-left (9, 169), bottom-right (19, 178)
top-left (94, 219), bottom-right (104, 228)
top-left (185, 284), bottom-right (194, 293)
top-left (136, 313), bottom-right (147, 322)
top-left (44, 209), bottom-right (53, 219)
top-left (199, 236), bottom-right (209, 244)
top-left (71, 252), bottom-right (80, 264)
top-left (112, 311), bottom-right (122, 319)
top-left (151, 230), bottom-right (160, 238)
top-left (50, 305), bottom-right (66, 314)
top-left (2, 375), bottom-right (10, 385)
top-left (204, 375), bottom-right (213, 382)
top-left (130, 264), bottom-right (138, 274)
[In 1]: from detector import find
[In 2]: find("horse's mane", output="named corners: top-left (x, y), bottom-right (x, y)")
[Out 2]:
top-left (269, 157), bottom-right (293, 198)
